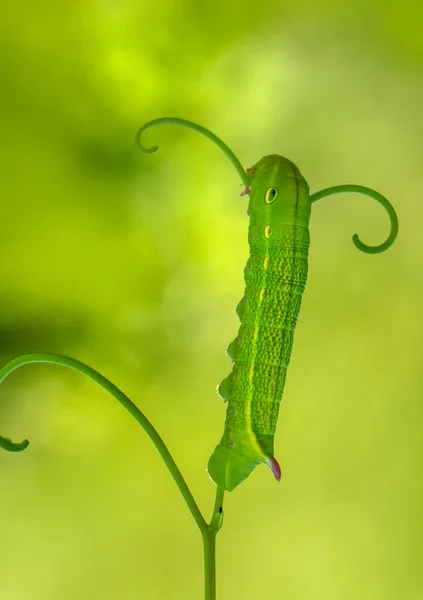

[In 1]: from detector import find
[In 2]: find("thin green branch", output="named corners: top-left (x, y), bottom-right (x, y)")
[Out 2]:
top-left (136, 117), bottom-right (251, 188)
top-left (0, 353), bottom-right (208, 536)
top-left (209, 486), bottom-right (225, 534)
top-left (203, 529), bottom-right (217, 600)
top-left (310, 184), bottom-right (398, 254)
top-left (203, 486), bottom-right (225, 600)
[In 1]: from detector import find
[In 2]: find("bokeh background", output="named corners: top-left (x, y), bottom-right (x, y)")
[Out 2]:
top-left (0, 1), bottom-right (422, 599)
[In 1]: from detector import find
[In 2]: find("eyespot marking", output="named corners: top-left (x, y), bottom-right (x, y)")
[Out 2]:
top-left (264, 225), bottom-right (273, 238)
top-left (265, 187), bottom-right (278, 204)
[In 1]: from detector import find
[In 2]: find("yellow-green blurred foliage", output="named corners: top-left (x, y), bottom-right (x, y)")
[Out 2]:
top-left (0, 1), bottom-right (422, 598)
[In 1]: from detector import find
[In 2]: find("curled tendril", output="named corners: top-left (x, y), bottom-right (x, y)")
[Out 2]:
top-left (0, 436), bottom-right (29, 452)
top-left (0, 352), bottom-right (208, 534)
top-left (135, 117), bottom-right (251, 188)
top-left (310, 184), bottom-right (398, 254)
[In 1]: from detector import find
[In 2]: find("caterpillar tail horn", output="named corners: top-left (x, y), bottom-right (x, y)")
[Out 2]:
top-left (207, 436), bottom-right (281, 492)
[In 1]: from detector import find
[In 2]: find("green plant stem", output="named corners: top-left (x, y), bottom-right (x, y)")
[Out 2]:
top-left (0, 352), bottom-right (226, 598)
top-left (203, 530), bottom-right (217, 600)
top-left (310, 184), bottom-right (398, 254)
top-left (203, 486), bottom-right (225, 600)
top-left (0, 353), bottom-right (207, 534)
top-left (136, 117), bottom-right (250, 187)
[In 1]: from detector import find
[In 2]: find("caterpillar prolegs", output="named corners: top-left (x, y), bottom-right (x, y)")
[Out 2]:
top-left (137, 118), bottom-right (398, 492)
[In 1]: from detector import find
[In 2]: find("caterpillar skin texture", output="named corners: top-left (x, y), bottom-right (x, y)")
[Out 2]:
top-left (207, 155), bottom-right (311, 492)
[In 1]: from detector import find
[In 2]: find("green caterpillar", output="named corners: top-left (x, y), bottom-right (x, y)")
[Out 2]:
top-left (137, 117), bottom-right (398, 493)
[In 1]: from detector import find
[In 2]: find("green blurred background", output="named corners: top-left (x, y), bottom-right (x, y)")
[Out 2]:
top-left (0, 1), bottom-right (421, 598)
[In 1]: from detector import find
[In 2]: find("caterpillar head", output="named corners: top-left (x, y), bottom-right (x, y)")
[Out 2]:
top-left (246, 155), bottom-right (311, 229)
